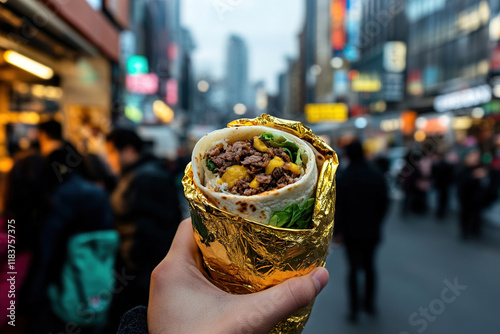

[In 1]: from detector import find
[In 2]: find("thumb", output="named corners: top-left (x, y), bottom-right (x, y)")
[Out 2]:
top-left (235, 267), bottom-right (329, 333)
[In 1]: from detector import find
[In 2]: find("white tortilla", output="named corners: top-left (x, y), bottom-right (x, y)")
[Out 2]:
top-left (191, 126), bottom-right (318, 224)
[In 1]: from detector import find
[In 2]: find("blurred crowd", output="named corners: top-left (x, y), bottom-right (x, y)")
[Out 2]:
top-left (332, 137), bottom-right (500, 323)
top-left (0, 120), bottom-right (186, 333)
top-left (0, 120), bottom-right (499, 333)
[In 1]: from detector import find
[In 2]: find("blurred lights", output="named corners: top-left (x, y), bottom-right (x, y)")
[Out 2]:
top-left (414, 130), bottom-right (426, 142)
top-left (4, 51), bottom-right (54, 79)
top-left (380, 119), bottom-right (400, 132)
top-left (166, 79), bottom-right (178, 105)
top-left (19, 112), bottom-right (40, 125)
top-left (351, 73), bottom-right (381, 92)
top-left (0, 158), bottom-right (13, 173)
top-left (438, 115), bottom-right (450, 127)
top-left (416, 117), bottom-right (427, 129)
top-left (330, 57), bottom-right (344, 69)
top-left (125, 105), bottom-right (143, 123)
top-left (310, 64), bottom-right (322, 76)
top-left (371, 100), bottom-right (387, 113)
top-left (434, 85), bottom-right (491, 112)
top-left (493, 85), bottom-right (500, 98)
top-left (477, 60), bottom-right (489, 75)
top-left (153, 100), bottom-right (174, 123)
top-left (197, 80), bottom-right (210, 93)
top-left (354, 117), bottom-right (367, 129)
top-left (453, 117), bottom-right (473, 130)
top-left (471, 107), bottom-right (485, 119)
top-left (490, 15), bottom-right (500, 41)
top-left (479, 1), bottom-right (490, 24)
top-left (126, 73), bottom-right (159, 94)
top-left (233, 103), bottom-right (247, 115)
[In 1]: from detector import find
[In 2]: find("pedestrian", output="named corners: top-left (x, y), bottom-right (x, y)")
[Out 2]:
top-left (399, 150), bottom-right (421, 215)
top-left (431, 152), bottom-right (456, 219)
top-left (333, 140), bottom-right (389, 323)
top-left (1, 153), bottom-right (49, 333)
top-left (23, 120), bottom-right (115, 333)
top-left (104, 128), bottom-right (182, 332)
top-left (457, 147), bottom-right (488, 239)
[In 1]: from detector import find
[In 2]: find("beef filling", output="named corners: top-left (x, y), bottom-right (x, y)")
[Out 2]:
top-left (206, 139), bottom-right (300, 196)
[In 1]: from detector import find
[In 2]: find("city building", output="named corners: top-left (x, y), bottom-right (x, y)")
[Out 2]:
top-left (225, 35), bottom-right (249, 112)
top-left (405, 0), bottom-right (500, 149)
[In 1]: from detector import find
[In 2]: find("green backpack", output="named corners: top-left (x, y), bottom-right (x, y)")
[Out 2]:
top-left (48, 230), bottom-right (119, 326)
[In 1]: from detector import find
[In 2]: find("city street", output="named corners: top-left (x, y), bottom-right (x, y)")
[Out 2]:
top-left (304, 201), bottom-right (500, 334)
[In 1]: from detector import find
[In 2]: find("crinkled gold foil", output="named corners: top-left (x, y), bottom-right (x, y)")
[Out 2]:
top-left (182, 114), bottom-right (338, 333)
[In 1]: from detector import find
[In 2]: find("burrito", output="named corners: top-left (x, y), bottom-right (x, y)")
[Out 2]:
top-left (191, 125), bottom-right (318, 228)
top-left (183, 114), bottom-right (338, 333)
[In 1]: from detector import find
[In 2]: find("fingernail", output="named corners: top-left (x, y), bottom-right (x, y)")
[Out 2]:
top-left (311, 267), bottom-right (329, 294)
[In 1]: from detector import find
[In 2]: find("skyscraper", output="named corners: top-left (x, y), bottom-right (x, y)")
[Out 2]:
top-left (225, 35), bottom-right (249, 110)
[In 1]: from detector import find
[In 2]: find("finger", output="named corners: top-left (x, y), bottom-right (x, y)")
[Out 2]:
top-left (166, 218), bottom-right (201, 265)
top-left (234, 267), bottom-right (329, 332)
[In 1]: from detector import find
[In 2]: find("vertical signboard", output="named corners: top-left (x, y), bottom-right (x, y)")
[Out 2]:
top-left (331, 0), bottom-right (347, 55)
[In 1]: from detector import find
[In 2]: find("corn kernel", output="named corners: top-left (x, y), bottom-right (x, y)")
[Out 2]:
top-left (250, 177), bottom-right (260, 189)
top-left (253, 137), bottom-right (268, 152)
top-left (217, 165), bottom-right (249, 188)
top-left (284, 162), bottom-right (301, 175)
top-left (265, 156), bottom-right (284, 175)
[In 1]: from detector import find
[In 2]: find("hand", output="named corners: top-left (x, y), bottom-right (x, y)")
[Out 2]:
top-left (148, 218), bottom-right (329, 334)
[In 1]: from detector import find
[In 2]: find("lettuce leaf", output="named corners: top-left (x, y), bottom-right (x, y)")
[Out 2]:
top-left (206, 158), bottom-right (218, 174)
top-left (259, 132), bottom-right (302, 166)
top-left (269, 198), bottom-right (315, 229)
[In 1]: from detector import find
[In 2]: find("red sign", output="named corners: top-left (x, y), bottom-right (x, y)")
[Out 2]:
top-left (490, 44), bottom-right (500, 71)
top-left (331, 0), bottom-right (346, 51)
top-left (166, 79), bottom-right (178, 105)
top-left (126, 73), bottom-right (159, 94)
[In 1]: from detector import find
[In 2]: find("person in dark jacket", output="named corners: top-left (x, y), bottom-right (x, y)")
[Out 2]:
top-left (457, 147), bottom-right (488, 239)
top-left (105, 128), bottom-right (182, 332)
top-left (431, 152), bottom-right (456, 219)
top-left (24, 121), bottom-right (114, 334)
top-left (334, 141), bottom-right (389, 323)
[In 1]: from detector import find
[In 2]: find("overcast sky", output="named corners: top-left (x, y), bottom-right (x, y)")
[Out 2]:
top-left (181, 0), bottom-right (304, 93)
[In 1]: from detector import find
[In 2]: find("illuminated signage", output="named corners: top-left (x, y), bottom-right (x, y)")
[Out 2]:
top-left (305, 103), bottom-right (348, 123)
top-left (331, 0), bottom-right (346, 52)
top-left (126, 73), bottom-right (159, 94)
top-left (434, 85), bottom-right (491, 112)
top-left (351, 73), bottom-right (381, 92)
top-left (383, 42), bottom-right (406, 73)
top-left (127, 55), bottom-right (148, 75)
top-left (166, 79), bottom-right (178, 105)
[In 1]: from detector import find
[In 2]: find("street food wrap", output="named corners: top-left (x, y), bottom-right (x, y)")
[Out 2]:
top-left (183, 114), bottom-right (339, 333)
top-left (191, 125), bottom-right (318, 226)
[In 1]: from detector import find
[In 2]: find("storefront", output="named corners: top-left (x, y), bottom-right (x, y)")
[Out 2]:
top-left (0, 0), bottom-right (125, 167)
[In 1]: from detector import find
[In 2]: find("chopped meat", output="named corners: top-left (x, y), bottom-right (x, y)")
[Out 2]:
top-left (206, 138), bottom-right (300, 196)
top-left (272, 148), bottom-right (291, 162)
top-left (241, 153), bottom-right (271, 167)
top-left (256, 174), bottom-right (272, 184)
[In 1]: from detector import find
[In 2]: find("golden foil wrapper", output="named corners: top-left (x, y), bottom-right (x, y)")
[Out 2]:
top-left (182, 114), bottom-right (338, 333)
